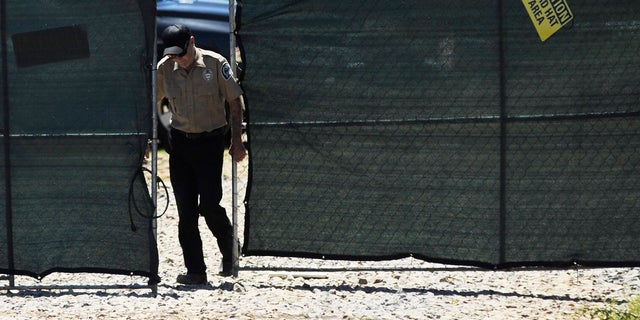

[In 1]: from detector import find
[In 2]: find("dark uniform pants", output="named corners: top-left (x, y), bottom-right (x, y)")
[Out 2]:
top-left (169, 128), bottom-right (234, 274)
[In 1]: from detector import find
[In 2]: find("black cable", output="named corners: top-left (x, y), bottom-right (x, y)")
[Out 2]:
top-left (128, 167), bottom-right (170, 232)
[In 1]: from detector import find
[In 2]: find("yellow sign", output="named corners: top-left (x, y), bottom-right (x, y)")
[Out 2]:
top-left (522, 0), bottom-right (574, 41)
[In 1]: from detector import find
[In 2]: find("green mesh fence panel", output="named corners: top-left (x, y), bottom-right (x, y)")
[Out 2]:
top-left (240, 0), bottom-right (640, 268)
top-left (1, 0), bottom-right (158, 281)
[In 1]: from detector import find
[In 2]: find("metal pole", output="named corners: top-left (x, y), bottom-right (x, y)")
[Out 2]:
top-left (150, 7), bottom-right (159, 295)
top-left (229, 0), bottom-right (240, 278)
top-left (0, 0), bottom-right (15, 288)
top-left (151, 17), bottom-right (158, 235)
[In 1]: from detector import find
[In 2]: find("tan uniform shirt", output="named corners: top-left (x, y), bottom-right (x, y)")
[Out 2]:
top-left (156, 47), bottom-right (243, 133)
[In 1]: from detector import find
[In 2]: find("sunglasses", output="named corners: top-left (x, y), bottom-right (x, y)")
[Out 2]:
top-left (167, 40), bottom-right (190, 59)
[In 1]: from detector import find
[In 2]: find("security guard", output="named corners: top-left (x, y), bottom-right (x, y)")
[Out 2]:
top-left (156, 24), bottom-right (247, 285)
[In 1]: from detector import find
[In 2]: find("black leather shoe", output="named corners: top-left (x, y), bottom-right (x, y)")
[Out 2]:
top-left (219, 258), bottom-right (234, 277)
top-left (218, 240), bottom-right (240, 277)
top-left (176, 273), bottom-right (207, 285)
top-left (218, 269), bottom-right (233, 277)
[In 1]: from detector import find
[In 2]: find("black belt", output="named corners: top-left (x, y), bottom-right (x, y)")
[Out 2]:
top-left (171, 126), bottom-right (227, 139)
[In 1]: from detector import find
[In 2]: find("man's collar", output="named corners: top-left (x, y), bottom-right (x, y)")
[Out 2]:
top-left (193, 47), bottom-right (206, 68)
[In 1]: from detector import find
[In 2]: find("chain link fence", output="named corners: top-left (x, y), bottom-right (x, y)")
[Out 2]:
top-left (238, 0), bottom-right (640, 268)
top-left (1, 0), bottom-right (158, 282)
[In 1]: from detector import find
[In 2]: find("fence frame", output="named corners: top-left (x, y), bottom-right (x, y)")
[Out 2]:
top-left (0, 0), bottom-right (159, 296)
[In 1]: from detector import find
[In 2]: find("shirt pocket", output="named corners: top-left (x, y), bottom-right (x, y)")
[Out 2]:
top-left (165, 84), bottom-right (182, 115)
top-left (194, 80), bottom-right (215, 98)
top-left (166, 83), bottom-right (182, 98)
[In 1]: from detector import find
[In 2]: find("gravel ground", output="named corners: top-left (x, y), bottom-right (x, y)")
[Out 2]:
top-left (1, 151), bottom-right (639, 319)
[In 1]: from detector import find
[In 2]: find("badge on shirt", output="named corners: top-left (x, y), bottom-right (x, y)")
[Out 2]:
top-left (221, 62), bottom-right (233, 80)
top-left (202, 69), bottom-right (214, 82)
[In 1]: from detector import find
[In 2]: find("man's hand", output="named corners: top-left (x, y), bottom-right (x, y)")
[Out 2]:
top-left (229, 142), bottom-right (247, 162)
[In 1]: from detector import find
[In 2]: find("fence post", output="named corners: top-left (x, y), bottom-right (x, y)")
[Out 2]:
top-left (229, 0), bottom-right (240, 278)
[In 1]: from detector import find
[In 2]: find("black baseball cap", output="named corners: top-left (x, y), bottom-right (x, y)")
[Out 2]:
top-left (161, 24), bottom-right (192, 56)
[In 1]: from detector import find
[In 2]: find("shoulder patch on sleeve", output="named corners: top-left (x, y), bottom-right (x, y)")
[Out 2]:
top-left (221, 62), bottom-right (233, 80)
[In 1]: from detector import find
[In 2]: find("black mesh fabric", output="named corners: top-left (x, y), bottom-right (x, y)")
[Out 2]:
top-left (1, 0), bottom-right (158, 281)
top-left (239, 0), bottom-right (640, 268)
